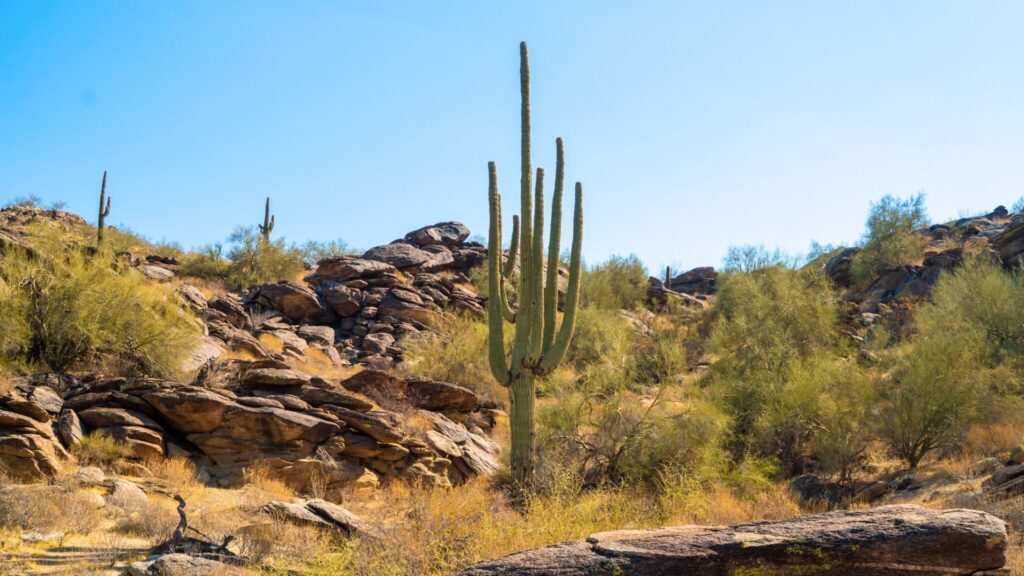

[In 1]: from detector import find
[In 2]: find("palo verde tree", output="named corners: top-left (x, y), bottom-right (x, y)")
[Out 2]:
top-left (96, 170), bottom-right (111, 244)
top-left (259, 197), bottom-right (275, 243)
top-left (487, 41), bottom-right (584, 487)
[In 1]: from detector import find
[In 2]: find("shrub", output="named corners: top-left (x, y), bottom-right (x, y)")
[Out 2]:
top-left (721, 245), bottom-right (798, 273)
top-left (581, 254), bottom-right (648, 311)
top-left (916, 256), bottom-right (1024, 371)
top-left (400, 315), bottom-right (505, 406)
top-left (0, 234), bottom-right (200, 376)
top-left (74, 431), bottom-right (135, 468)
top-left (223, 226), bottom-right (306, 290)
top-left (296, 238), bottom-right (359, 265)
top-left (877, 330), bottom-right (988, 469)
top-left (851, 193), bottom-right (929, 283)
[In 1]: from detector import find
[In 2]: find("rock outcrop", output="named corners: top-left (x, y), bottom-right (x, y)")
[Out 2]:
top-left (1, 364), bottom-right (502, 493)
top-left (458, 505), bottom-right (1008, 576)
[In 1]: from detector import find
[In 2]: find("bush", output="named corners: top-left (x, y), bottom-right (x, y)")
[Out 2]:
top-left (916, 256), bottom-right (1024, 372)
top-left (223, 226), bottom-right (307, 290)
top-left (877, 330), bottom-right (988, 468)
top-left (73, 431), bottom-right (135, 469)
top-left (400, 315), bottom-right (506, 406)
top-left (721, 245), bottom-right (798, 273)
top-left (0, 233), bottom-right (200, 376)
top-left (296, 239), bottom-right (359, 265)
top-left (581, 254), bottom-right (648, 311)
top-left (851, 193), bottom-right (929, 283)
top-left (707, 266), bottom-right (852, 474)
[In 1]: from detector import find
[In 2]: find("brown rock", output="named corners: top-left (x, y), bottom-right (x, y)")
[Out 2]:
top-left (458, 505), bottom-right (1008, 576)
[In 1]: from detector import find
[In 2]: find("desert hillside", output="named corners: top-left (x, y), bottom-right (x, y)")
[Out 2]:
top-left (0, 193), bottom-right (1021, 574)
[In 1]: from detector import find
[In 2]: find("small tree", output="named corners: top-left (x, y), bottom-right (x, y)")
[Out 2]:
top-left (878, 331), bottom-right (986, 469)
top-left (851, 193), bottom-right (929, 283)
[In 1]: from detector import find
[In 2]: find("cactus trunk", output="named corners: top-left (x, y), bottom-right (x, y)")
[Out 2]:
top-left (486, 42), bottom-right (584, 489)
top-left (508, 371), bottom-right (536, 483)
top-left (259, 197), bottom-right (275, 243)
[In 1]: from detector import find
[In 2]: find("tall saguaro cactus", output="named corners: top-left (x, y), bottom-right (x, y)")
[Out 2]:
top-left (259, 197), bottom-right (275, 243)
top-left (97, 170), bottom-right (111, 244)
top-left (487, 42), bottom-right (584, 487)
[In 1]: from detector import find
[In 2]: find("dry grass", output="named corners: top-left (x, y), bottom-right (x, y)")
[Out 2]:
top-left (964, 420), bottom-right (1024, 458)
top-left (242, 461), bottom-right (296, 506)
top-left (143, 456), bottom-right (204, 500)
top-left (174, 275), bottom-right (228, 300)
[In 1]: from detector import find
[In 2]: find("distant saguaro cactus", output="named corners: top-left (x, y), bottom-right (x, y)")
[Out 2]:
top-left (259, 197), bottom-right (275, 243)
top-left (97, 170), bottom-right (111, 244)
top-left (665, 265), bottom-right (671, 287)
top-left (487, 42), bottom-right (584, 487)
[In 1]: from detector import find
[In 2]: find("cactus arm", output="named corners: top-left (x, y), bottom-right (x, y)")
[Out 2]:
top-left (539, 182), bottom-right (583, 374)
top-left (498, 214), bottom-right (518, 323)
top-left (259, 197), bottom-right (275, 238)
top-left (503, 215), bottom-right (520, 278)
top-left (486, 162), bottom-right (510, 385)
top-left (511, 41), bottom-right (534, 373)
top-left (527, 167), bottom-right (546, 362)
top-left (542, 138), bottom-right (565, 351)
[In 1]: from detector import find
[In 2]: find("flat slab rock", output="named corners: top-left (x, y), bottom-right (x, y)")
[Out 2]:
top-left (457, 505), bottom-right (1008, 576)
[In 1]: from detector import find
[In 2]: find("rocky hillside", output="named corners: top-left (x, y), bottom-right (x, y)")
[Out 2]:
top-left (0, 207), bottom-right (504, 498)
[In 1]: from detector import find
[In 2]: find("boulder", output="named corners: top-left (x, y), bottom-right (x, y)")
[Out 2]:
top-left (825, 247), bottom-right (861, 287)
top-left (263, 499), bottom-right (374, 537)
top-left (404, 222), bottom-right (471, 247)
top-left (127, 553), bottom-right (234, 576)
top-left (321, 282), bottom-right (365, 316)
top-left (243, 368), bottom-right (312, 387)
top-left (308, 257), bottom-right (398, 283)
top-left (250, 281), bottom-right (335, 324)
top-left (363, 242), bottom-right (435, 269)
top-left (78, 407), bottom-right (163, 431)
top-left (457, 505), bottom-right (1007, 576)
top-left (405, 378), bottom-right (480, 411)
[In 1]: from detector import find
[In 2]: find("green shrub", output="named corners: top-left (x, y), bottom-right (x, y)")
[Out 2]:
top-left (223, 226), bottom-right (306, 290)
top-left (707, 266), bottom-right (850, 474)
top-left (0, 232), bottom-right (200, 377)
top-left (74, 431), bottom-right (135, 468)
top-left (878, 330), bottom-right (988, 468)
top-left (179, 244), bottom-right (230, 280)
top-left (916, 256), bottom-right (1024, 371)
top-left (296, 239), bottom-right (359, 265)
top-left (851, 193), bottom-right (929, 283)
top-left (721, 245), bottom-right (797, 273)
top-left (400, 315), bottom-right (506, 406)
top-left (581, 254), bottom-right (648, 311)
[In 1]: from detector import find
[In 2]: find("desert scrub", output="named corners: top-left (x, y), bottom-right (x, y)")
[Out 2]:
top-left (0, 230), bottom-right (200, 377)
top-left (73, 431), bottom-right (135, 469)
top-left (400, 314), bottom-right (506, 406)
top-left (850, 193), bottom-right (929, 284)
top-left (580, 254), bottom-right (648, 311)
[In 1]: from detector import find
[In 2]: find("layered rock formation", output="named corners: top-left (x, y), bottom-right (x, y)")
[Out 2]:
top-left (458, 505), bottom-right (1008, 575)
top-left (5, 364), bottom-right (501, 492)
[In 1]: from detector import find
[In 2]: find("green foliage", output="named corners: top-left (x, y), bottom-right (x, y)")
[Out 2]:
top-left (708, 266), bottom-right (850, 474)
top-left (916, 256), bottom-right (1024, 372)
top-left (73, 431), bottom-right (135, 468)
top-left (877, 330), bottom-right (988, 468)
top-left (851, 193), bottom-right (929, 283)
top-left (0, 230), bottom-right (200, 377)
top-left (401, 315), bottom-right (506, 406)
top-left (580, 255), bottom-right (647, 311)
top-left (721, 245), bottom-right (797, 273)
top-left (222, 226), bottom-right (306, 290)
top-left (295, 239), bottom-right (358, 266)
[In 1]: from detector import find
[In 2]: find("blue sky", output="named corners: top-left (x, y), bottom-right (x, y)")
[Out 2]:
top-left (2, 1), bottom-right (1024, 271)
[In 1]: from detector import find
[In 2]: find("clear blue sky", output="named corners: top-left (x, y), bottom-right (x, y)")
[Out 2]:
top-left (3, 1), bottom-right (1024, 272)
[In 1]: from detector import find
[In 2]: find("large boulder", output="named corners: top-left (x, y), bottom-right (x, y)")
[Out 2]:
top-left (307, 257), bottom-right (398, 284)
top-left (404, 222), bottom-right (470, 247)
top-left (248, 281), bottom-right (335, 324)
top-left (362, 242), bottom-right (436, 269)
top-left (458, 505), bottom-right (1007, 576)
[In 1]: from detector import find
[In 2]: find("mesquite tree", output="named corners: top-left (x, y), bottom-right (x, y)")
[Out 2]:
top-left (487, 42), bottom-right (583, 486)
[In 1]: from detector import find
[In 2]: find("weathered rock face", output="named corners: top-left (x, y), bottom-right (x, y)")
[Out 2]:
top-left (1, 364), bottom-right (503, 494)
top-left (0, 381), bottom-right (68, 481)
top-left (458, 505), bottom-right (1007, 576)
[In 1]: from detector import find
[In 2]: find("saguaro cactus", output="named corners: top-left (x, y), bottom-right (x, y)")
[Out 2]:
top-left (487, 42), bottom-right (584, 487)
top-left (97, 170), bottom-right (111, 244)
top-left (259, 197), bottom-right (275, 243)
